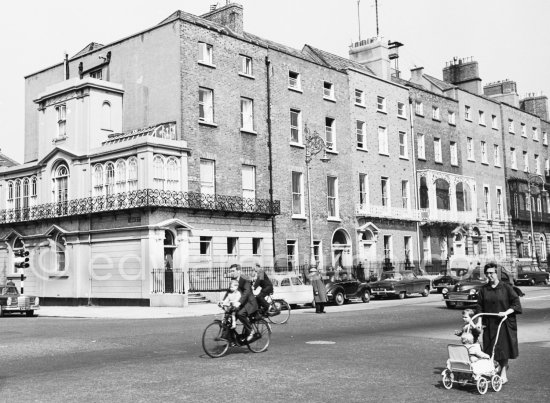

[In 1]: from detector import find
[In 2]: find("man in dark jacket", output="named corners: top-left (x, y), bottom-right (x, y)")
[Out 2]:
top-left (228, 264), bottom-right (258, 341)
top-left (253, 263), bottom-right (274, 314)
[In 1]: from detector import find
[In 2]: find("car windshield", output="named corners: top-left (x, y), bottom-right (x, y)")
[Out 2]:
top-left (381, 272), bottom-right (402, 281)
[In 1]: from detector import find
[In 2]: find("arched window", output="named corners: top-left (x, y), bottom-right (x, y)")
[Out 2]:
top-left (93, 164), bottom-right (104, 196)
top-left (31, 176), bottom-right (37, 205)
top-left (54, 164), bottom-right (69, 214)
top-left (153, 155), bottom-right (165, 190)
top-left (115, 160), bottom-right (126, 193)
top-left (7, 180), bottom-right (14, 208)
top-left (540, 234), bottom-right (547, 261)
top-left (166, 157), bottom-right (179, 191)
top-left (128, 157), bottom-right (138, 191)
top-left (14, 179), bottom-right (21, 210)
top-left (435, 179), bottom-right (450, 210)
top-left (527, 234), bottom-right (533, 258)
top-left (101, 101), bottom-right (111, 130)
top-left (56, 235), bottom-right (66, 272)
top-left (105, 162), bottom-right (115, 196)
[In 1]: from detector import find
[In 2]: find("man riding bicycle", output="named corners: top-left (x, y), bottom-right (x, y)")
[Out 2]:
top-left (226, 264), bottom-right (258, 342)
top-left (253, 263), bottom-right (274, 315)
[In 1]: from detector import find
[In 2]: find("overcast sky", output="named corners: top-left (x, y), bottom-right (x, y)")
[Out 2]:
top-left (1, 0), bottom-right (549, 163)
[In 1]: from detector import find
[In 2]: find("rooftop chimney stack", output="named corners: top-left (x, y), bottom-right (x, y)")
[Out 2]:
top-left (442, 57), bottom-right (482, 94)
top-left (520, 93), bottom-right (549, 120)
top-left (349, 37), bottom-right (391, 80)
top-left (409, 66), bottom-right (424, 85)
top-left (201, 2), bottom-right (243, 35)
top-left (483, 80), bottom-right (519, 107)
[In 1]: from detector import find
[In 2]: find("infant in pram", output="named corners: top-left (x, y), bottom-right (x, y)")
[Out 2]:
top-left (460, 332), bottom-right (495, 375)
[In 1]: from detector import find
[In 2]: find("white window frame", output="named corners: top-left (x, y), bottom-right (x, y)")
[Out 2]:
top-left (494, 144), bottom-right (501, 167)
top-left (290, 109), bottom-right (302, 144)
top-left (448, 110), bottom-right (456, 125)
top-left (434, 138), bottom-right (442, 163)
top-left (417, 133), bottom-right (426, 159)
top-left (383, 235), bottom-right (393, 260)
top-left (359, 173), bottom-right (369, 206)
top-left (544, 131), bottom-right (548, 145)
top-left (397, 102), bottom-right (406, 118)
top-left (510, 148), bottom-right (517, 170)
top-left (401, 180), bottom-right (410, 210)
top-left (252, 238), bottom-right (262, 256)
top-left (381, 177), bottom-right (390, 209)
top-left (499, 235), bottom-right (506, 259)
top-left (327, 176), bottom-right (339, 219)
top-left (378, 126), bottom-right (388, 155)
top-left (287, 240), bottom-right (298, 269)
top-left (533, 127), bottom-right (539, 141)
top-left (355, 89), bottom-right (365, 106)
top-left (450, 141), bottom-right (458, 166)
top-left (200, 236), bottom-right (212, 258)
top-left (491, 114), bottom-right (498, 130)
top-left (240, 55), bottom-right (253, 76)
top-left (200, 159), bottom-right (215, 195)
top-left (240, 97), bottom-right (254, 131)
top-left (423, 235), bottom-right (432, 263)
top-left (356, 120), bottom-right (366, 150)
top-left (481, 141), bottom-right (488, 164)
top-left (432, 106), bottom-right (440, 120)
top-left (56, 104), bottom-right (67, 138)
top-left (523, 151), bottom-right (529, 173)
top-left (483, 185), bottom-right (491, 214)
top-left (227, 237), bottom-right (239, 258)
top-left (291, 171), bottom-right (304, 217)
top-left (242, 165), bottom-right (256, 200)
top-left (199, 87), bottom-right (214, 123)
top-left (377, 96), bottom-right (386, 112)
top-left (508, 119), bottom-right (515, 133)
top-left (478, 110), bottom-right (485, 126)
top-left (467, 137), bottom-right (474, 161)
top-left (399, 131), bottom-right (408, 158)
top-left (325, 117), bottom-right (336, 151)
top-left (486, 234), bottom-right (494, 257)
top-left (521, 123), bottom-right (527, 137)
top-left (198, 42), bottom-right (213, 65)
top-left (496, 187), bottom-right (504, 220)
top-left (535, 154), bottom-right (541, 175)
top-left (415, 101), bottom-right (423, 116)
top-left (288, 71), bottom-right (301, 91)
top-left (323, 81), bottom-right (334, 100)
top-left (465, 105), bottom-right (471, 121)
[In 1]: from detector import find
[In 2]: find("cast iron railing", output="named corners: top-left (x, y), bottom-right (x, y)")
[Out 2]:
top-left (151, 268), bottom-right (185, 294)
top-left (0, 189), bottom-right (281, 224)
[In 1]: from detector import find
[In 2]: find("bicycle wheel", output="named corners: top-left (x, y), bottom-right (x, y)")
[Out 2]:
top-left (247, 319), bottom-right (271, 353)
top-left (268, 299), bottom-right (291, 324)
top-left (202, 321), bottom-right (230, 358)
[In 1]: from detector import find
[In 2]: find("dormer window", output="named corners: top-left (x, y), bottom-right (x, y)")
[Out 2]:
top-left (56, 104), bottom-right (67, 138)
top-left (90, 69), bottom-right (102, 80)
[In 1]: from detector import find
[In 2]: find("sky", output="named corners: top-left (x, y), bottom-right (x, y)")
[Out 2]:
top-left (1, 0), bottom-right (549, 163)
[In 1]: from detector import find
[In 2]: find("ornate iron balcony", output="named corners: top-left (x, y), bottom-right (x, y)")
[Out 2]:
top-left (355, 203), bottom-right (422, 221)
top-left (0, 189), bottom-right (280, 224)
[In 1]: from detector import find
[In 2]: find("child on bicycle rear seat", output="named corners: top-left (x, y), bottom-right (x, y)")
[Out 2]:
top-left (454, 308), bottom-right (482, 344)
top-left (221, 280), bottom-right (241, 329)
top-left (461, 332), bottom-right (494, 375)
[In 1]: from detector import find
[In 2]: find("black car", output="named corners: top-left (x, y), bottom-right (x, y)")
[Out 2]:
top-left (324, 271), bottom-right (370, 306)
top-left (432, 268), bottom-right (469, 293)
top-left (514, 265), bottom-right (550, 286)
top-left (443, 267), bottom-right (524, 309)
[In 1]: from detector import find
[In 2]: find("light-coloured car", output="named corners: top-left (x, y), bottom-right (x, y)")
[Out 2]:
top-left (271, 274), bottom-right (314, 306)
top-left (0, 284), bottom-right (40, 317)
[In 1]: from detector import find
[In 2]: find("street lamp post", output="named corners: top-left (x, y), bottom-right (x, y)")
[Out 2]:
top-left (304, 125), bottom-right (330, 270)
top-left (526, 173), bottom-right (547, 268)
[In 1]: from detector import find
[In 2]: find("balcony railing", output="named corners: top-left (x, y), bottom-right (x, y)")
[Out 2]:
top-left (420, 208), bottom-right (477, 224)
top-left (355, 204), bottom-right (422, 221)
top-left (0, 189), bottom-right (280, 224)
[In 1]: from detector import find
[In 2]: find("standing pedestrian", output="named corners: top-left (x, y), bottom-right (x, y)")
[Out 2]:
top-left (309, 267), bottom-right (328, 314)
top-left (475, 262), bottom-right (522, 385)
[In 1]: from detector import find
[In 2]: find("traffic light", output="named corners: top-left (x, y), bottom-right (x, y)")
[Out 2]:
top-left (14, 248), bottom-right (30, 269)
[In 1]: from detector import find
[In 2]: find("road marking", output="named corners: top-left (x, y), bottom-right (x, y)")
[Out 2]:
top-left (306, 341), bottom-right (336, 345)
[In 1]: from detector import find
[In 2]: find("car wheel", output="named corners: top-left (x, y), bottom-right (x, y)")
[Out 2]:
top-left (334, 291), bottom-right (345, 306)
top-left (529, 278), bottom-right (536, 286)
top-left (397, 291), bottom-right (406, 300)
top-left (361, 289), bottom-right (370, 303)
top-left (422, 286), bottom-right (430, 297)
top-left (446, 301), bottom-right (456, 309)
top-left (26, 310), bottom-right (34, 317)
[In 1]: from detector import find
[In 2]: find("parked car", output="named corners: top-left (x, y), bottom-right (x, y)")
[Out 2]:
top-left (514, 265), bottom-right (550, 286)
top-left (443, 267), bottom-right (524, 309)
top-left (270, 274), bottom-right (314, 307)
top-left (370, 270), bottom-right (431, 299)
top-left (324, 270), bottom-right (370, 306)
top-left (432, 268), bottom-right (469, 293)
top-left (0, 283), bottom-right (40, 317)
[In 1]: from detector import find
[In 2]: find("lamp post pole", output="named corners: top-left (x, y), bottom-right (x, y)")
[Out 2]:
top-left (304, 125), bottom-right (330, 270)
top-left (527, 173), bottom-right (546, 268)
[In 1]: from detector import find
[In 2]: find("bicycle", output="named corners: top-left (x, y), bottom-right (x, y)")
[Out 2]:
top-left (262, 294), bottom-right (291, 325)
top-left (202, 306), bottom-right (271, 358)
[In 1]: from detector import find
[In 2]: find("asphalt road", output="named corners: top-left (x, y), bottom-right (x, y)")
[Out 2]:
top-left (1, 288), bottom-right (549, 403)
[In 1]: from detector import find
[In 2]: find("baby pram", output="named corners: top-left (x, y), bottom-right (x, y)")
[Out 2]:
top-left (441, 313), bottom-right (506, 395)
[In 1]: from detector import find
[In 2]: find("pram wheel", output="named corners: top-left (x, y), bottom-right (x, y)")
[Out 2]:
top-left (476, 377), bottom-right (488, 394)
top-left (491, 374), bottom-right (503, 392)
top-left (441, 369), bottom-right (453, 389)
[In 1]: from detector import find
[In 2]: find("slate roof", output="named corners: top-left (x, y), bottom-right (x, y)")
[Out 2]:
top-left (423, 74), bottom-right (456, 91)
top-left (0, 150), bottom-right (20, 167)
top-left (303, 45), bottom-right (375, 75)
top-left (72, 42), bottom-right (105, 58)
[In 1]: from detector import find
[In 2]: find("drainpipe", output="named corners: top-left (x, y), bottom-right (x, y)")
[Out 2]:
top-left (408, 96), bottom-right (423, 273)
top-left (265, 55), bottom-right (276, 267)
